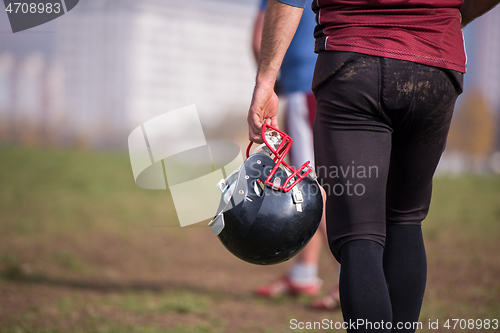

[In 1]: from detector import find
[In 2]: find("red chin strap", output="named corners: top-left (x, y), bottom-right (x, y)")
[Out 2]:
top-left (246, 124), bottom-right (312, 192)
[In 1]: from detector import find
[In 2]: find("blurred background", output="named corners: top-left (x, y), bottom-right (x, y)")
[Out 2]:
top-left (0, 0), bottom-right (258, 150)
top-left (0, 1), bottom-right (499, 332)
top-left (0, 0), bottom-right (499, 169)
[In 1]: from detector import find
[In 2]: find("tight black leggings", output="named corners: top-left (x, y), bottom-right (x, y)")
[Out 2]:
top-left (340, 226), bottom-right (427, 333)
top-left (313, 52), bottom-right (462, 332)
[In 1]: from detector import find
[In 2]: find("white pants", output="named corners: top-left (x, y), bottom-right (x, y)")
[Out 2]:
top-left (284, 91), bottom-right (316, 169)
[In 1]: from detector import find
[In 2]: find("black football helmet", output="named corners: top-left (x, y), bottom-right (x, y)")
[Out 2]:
top-left (209, 124), bottom-right (323, 265)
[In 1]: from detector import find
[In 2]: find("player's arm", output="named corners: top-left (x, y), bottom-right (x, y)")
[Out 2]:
top-left (460, 0), bottom-right (500, 29)
top-left (247, 0), bottom-right (303, 143)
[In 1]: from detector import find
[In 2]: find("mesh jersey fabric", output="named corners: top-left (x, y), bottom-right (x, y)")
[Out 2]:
top-left (311, 0), bottom-right (466, 73)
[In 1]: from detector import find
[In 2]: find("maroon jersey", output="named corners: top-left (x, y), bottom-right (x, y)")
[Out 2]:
top-left (312, 0), bottom-right (466, 73)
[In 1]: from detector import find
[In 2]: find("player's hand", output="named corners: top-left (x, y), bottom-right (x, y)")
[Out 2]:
top-left (247, 81), bottom-right (279, 143)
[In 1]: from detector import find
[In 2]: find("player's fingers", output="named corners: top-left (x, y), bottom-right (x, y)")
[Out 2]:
top-left (249, 132), bottom-right (263, 144)
top-left (269, 115), bottom-right (279, 130)
top-left (247, 83), bottom-right (278, 143)
top-left (248, 111), bottom-right (264, 143)
top-left (265, 92), bottom-right (279, 129)
top-left (248, 128), bottom-right (263, 143)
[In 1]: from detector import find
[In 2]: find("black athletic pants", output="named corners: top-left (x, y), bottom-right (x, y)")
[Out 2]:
top-left (312, 52), bottom-right (462, 332)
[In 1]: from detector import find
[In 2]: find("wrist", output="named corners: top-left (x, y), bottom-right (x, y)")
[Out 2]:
top-left (255, 73), bottom-right (277, 91)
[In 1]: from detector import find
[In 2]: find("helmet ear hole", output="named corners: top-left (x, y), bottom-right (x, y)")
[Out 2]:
top-left (251, 179), bottom-right (264, 197)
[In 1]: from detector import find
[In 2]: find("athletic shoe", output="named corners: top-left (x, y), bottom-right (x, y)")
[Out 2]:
top-left (310, 286), bottom-right (340, 310)
top-left (255, 276), bottom-right (322, 298)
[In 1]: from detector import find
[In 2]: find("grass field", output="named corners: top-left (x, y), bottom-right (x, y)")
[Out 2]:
top-left (0, 146), bottom-right (499, 333)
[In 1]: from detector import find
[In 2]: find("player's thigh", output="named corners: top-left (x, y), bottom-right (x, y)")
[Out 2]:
top-left (313, 55), bottom-right (392, 260)
top-left (385, 66), bottom-right (460, 224)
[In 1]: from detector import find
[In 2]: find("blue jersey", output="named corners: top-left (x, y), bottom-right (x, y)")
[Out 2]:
top-left (260, 0), bottom-right (317, 94)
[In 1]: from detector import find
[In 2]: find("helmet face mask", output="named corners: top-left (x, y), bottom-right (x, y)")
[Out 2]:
top-left (210, 124), bottom-right (323, 265)
top-left (247, 124), bottom-right (315, 192)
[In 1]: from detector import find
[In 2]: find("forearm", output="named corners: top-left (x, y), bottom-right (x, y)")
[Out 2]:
top-left (255, 0), bottom-right (303, 88)
top-left (247, 0), bottom-right (304, 142)
top-left (460, 0), bottom-right (500, 28)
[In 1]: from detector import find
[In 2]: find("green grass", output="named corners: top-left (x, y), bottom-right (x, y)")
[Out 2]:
top-left (0, 146), bottom-right (499, 333)
top-left (427, 176), bottom-right (500, 239)
top-left (0, 145), bottom-right (178, 232)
